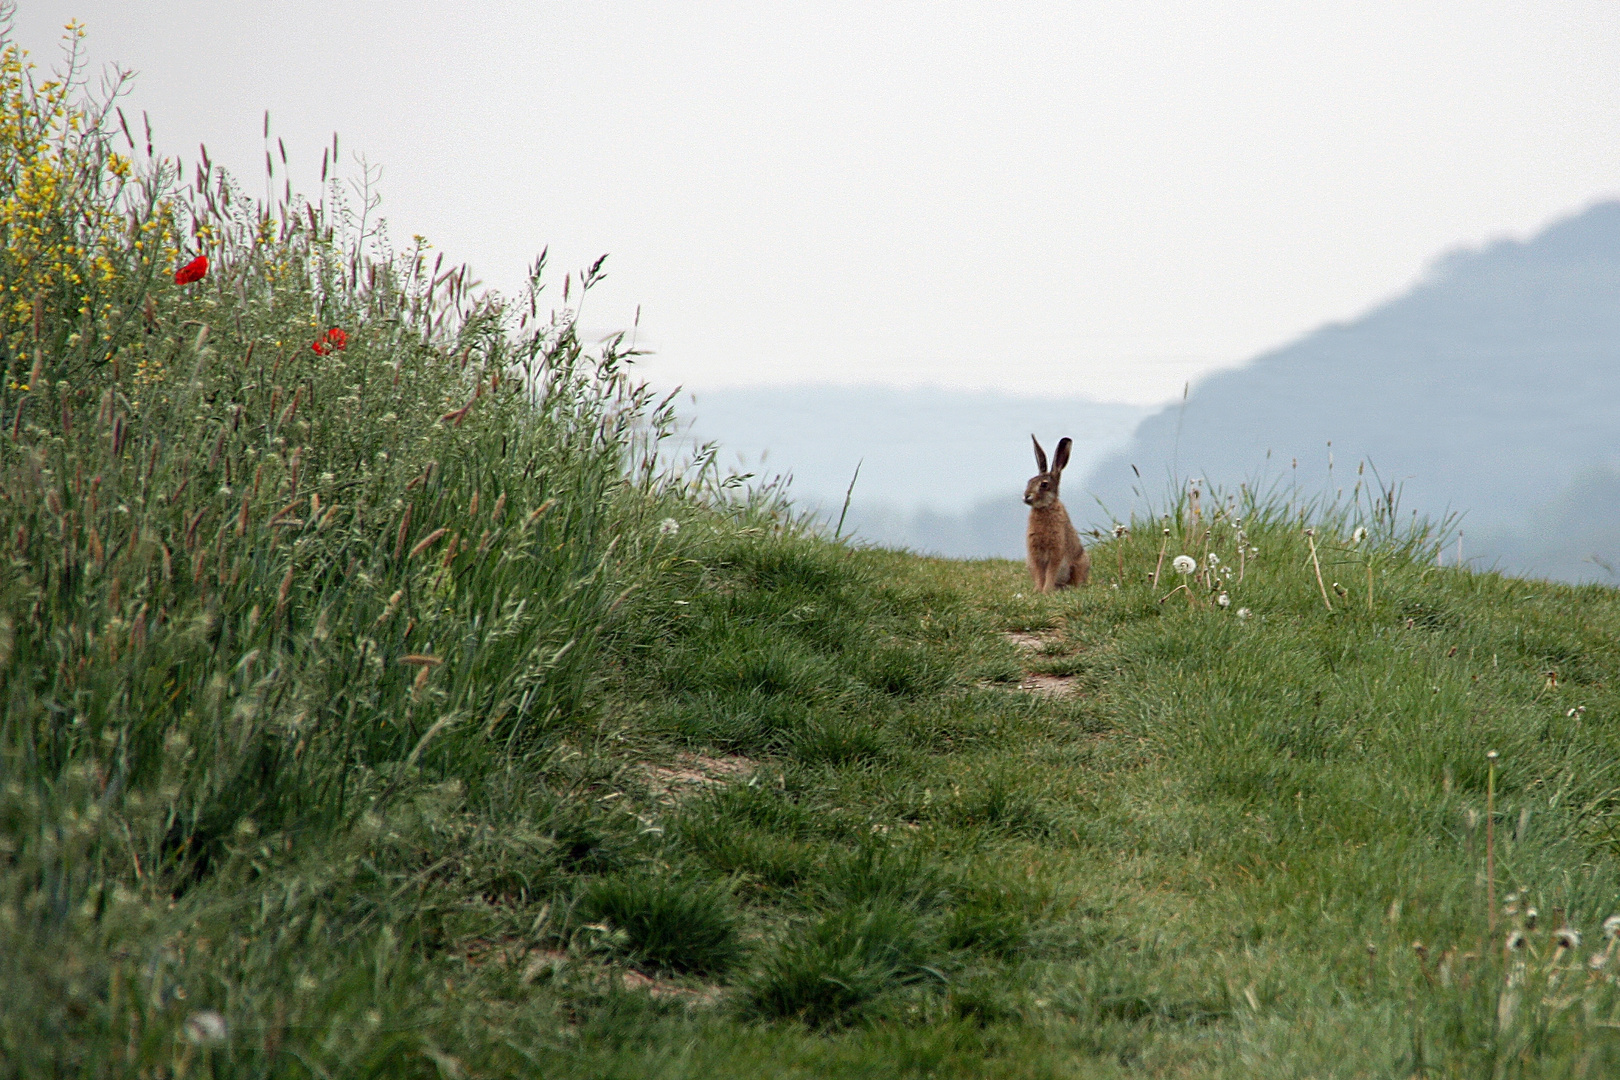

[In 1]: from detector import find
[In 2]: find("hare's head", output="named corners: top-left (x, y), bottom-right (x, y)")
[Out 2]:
top-left (1024, 435), bottom-right (1071, 509)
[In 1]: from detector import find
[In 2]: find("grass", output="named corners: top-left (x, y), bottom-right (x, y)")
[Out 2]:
top-left (8, 15), bottom-right (1620, 1077)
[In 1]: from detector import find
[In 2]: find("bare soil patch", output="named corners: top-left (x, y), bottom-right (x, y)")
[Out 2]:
top-left (1017, 672), bottom-right (1079, 697)
top-left (642, 752), bottom-right (756, 803)
top-left (1002, 631), bottom-right (1080, 697)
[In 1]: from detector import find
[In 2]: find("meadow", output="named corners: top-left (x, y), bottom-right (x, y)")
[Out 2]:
top-left (6, 18), bottom-right (1620, 1078)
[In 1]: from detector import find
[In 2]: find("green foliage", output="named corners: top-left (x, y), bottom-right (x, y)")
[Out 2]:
top-left (13, 15), bottom-right (1620, 1078)
top-left (738, 905), bottom-right (942, 1027)
top-left (576, 873), bottom-right (745, 975)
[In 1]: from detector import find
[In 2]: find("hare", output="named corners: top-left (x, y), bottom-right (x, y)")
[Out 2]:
top-left (1024, 435), bottom-right (1090, 592)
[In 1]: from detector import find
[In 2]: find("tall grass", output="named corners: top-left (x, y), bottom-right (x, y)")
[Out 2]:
top-left (0, 15), bottom-right (696, 1070)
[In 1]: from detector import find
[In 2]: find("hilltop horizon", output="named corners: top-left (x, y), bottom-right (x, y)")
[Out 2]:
top-left (1078, 198), bottom-right (1620, 583)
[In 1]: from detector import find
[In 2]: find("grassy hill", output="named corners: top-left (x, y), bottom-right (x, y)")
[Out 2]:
top-left (8, 19), bottom-right (1620, 1078)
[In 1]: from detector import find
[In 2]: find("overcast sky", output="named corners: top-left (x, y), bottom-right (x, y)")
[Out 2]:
top-left (15, 2), bottom-right (1620, 403)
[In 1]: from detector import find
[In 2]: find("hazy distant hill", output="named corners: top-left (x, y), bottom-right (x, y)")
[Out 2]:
top-left (1079, 201), bottom-right (1620, 583)
top-left (670, 386), bottom-right (1149, 556)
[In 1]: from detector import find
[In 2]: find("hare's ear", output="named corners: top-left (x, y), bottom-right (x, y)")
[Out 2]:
top-left (1052, 437), bottom-right (1072, 474)
top-left (1031, 434), bottom-right (1048, 474)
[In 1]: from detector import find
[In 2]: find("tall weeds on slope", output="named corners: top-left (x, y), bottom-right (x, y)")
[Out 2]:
top-left (0, 15), bottom-right (682, 1065)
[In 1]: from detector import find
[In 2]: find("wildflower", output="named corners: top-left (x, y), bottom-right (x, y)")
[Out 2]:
top-left (1217, 593), bottom-right (1230, 608)
top-left (1604, 915), bottom-right (1620, 939)
top-left (1505, 930), bottom-right (1527, 951)
top-left (1172, 555), bottom-right (1196, 575)
top-left (183, 1010), bottom-right (227, 1045)
top-left (1555, 927), bottom-right (1581, 951)
top-left (1351, 526), bottom-right (1367, 545)
top-left (311, 327), bottom-right (348, 355)
top-left (174, 255), bottom-right (208, 285)
top-left (1206, 552), bottom-right (1219, 567)
top-left (1236, 608), bottom-right (1251, 619)
top-left (658, 517), bottom-right (679, 536)
top-left (1112, 524), bottom-right (1128, 539)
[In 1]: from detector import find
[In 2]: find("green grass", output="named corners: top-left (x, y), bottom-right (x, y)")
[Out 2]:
top-left (9, 17), bottom-right (1620, 1077)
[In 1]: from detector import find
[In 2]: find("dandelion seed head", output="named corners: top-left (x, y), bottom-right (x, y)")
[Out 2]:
top-left (1217, 593), bottom-right (1230, 607)
top-left (1112, 524), bottom-right (1128, 538)
top-left (658, 517), bottom-right (679, 536)
top-left (1603, 915), bottom-right (1620, 939)
top-left (1172, 555), bottom-right (1196, 575)
top-left (1236, 608), bottom-right (1251, 620)
top-left (1590, 952), bottom-right (1609, 971)
top-left (183, 1011), bottom-right (227, 1046)
top-left (1206, 553), bottom-right (1220, 566)
top-left (1556, 927), bottom-right (1580, 950)
top-left (1506, 931), bottom-right (1527, 951)
top-left (1351, 526), bottom-right (1367, 545)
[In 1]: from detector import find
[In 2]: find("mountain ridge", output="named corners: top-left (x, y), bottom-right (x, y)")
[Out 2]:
top-left (1077, 200), bottom-right (1620, 582)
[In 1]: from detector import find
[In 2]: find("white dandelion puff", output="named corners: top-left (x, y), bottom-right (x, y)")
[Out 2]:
top-left (1217, 593), bottom-right (1230, 608)
top-left (1236, 608), bottom-right (1251, 620)
top-left (1603, 914), bottom-right (1620, 939)
top-left (1555, 927), bottom-right (1581, 951)
top-left (1112, 524), bottom-right (1129, 538)
top-left (1505, 931), bottom-right (1527, 952)
top-left (1351, 526), bottom-right (1367, 546)
top-left (658, 518), bottom-right (680, 536)
top-left (1172, 555), bottom-right (1197, 575)
top-left (183, 1011), bottom-right (228, 1046)
top-left (1206, 552), bottom-right (1220, 567)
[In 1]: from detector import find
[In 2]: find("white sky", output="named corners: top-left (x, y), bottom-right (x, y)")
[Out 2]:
top-left (15, 2), bottom-right (1620, 404)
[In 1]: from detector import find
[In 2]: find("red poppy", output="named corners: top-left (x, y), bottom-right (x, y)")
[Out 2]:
top-left (174, 255), bottom-right (208, 285)
top-left (311, 327), bottom-right (348, 355)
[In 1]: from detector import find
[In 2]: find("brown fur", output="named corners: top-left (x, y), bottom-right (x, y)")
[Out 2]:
top-left (1024, 435), bottom-right (1090, 592)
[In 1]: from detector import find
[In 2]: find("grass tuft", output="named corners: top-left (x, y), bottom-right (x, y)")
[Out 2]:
top-left (576, 873), bottom-right (745, 975)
